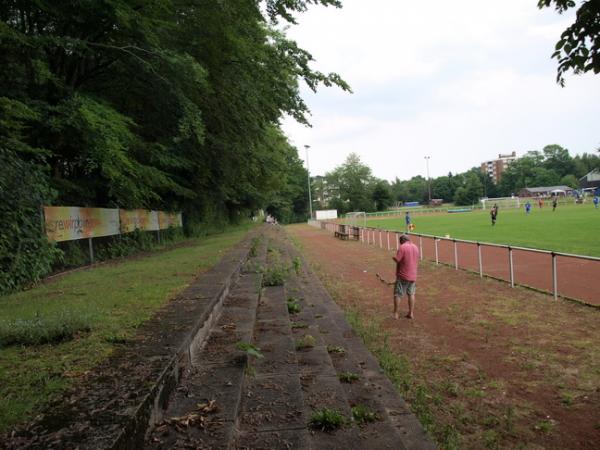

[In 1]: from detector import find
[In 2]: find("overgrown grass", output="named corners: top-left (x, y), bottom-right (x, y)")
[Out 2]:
top-left (0, 224), bottom-right (253, 433)
top-left (346, 309), bottom-right (461, 449)
top-left (0, 311), bottom-right (93, 347)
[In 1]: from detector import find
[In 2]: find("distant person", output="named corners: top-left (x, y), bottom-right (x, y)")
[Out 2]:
top-left (538, 198), bottom-right (543, 208)
top-left (490, 204), bottom-right (498, 226)
top-left (594, 196), bottom-right (599, 209)
top-left (552, 197), bottom-right (558, 212)
top-left (392, 234), bottom-right (420, 319)
top-left (405, 211), bottom-right (411, 231)
top-left (525, 201), bottom-right (532, 215)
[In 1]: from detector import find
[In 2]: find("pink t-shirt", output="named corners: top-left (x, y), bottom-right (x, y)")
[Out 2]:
top-left (394, 241), bottom-right (419, 281)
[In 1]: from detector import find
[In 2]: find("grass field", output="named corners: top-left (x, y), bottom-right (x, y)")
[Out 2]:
top-left (365, 203), bottom-right (600, 257)
top-left (0, 224), bottom-right (253, 433)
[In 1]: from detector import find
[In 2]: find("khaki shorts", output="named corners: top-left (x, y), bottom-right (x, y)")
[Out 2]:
top-left (394, 279), bottom-right (416, 297)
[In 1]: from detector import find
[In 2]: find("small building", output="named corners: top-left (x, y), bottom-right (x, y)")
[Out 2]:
top-left (518, 185), bottom-right (574, 197)
top-left (579, 169), bottom-right (600, 192)
top-left (480, 151), bottom-right (517, 184)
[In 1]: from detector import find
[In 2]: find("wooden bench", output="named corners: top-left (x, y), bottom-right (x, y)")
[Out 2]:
top-left (350, 226), bottom-right (360, 240)
top-left (334, 225), bottom-right (350, 240)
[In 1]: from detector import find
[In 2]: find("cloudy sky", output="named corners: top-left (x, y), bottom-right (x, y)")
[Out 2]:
top-left (281, 0), bottom-right (600, 181)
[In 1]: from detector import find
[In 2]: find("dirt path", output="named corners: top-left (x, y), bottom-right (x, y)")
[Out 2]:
top-left (288, 224), bottom-right (600, 449)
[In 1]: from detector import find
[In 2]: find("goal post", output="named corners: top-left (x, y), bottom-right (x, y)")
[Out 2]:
top-left (480, 197), bottom-right (521, 210)
top-left (346, 211), bottom-right (367, 228)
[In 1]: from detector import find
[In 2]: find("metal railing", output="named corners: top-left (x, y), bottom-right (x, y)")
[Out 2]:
top-left (318, 221), bottom-right (600, 306)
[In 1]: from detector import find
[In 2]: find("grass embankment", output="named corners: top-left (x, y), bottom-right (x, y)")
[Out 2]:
top-left (0, 224), bottom-right (253, 432)
top-left (367, 203), bottom-right (600, 256)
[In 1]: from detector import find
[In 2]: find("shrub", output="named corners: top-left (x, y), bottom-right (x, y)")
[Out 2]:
top-left (287, 298), bottom-right (301, 314)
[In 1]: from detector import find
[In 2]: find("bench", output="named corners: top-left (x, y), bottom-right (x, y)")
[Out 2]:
top-left (334, 224), bottom-right (350, 240)
top-left (334, 230), bottom-right (350, 240)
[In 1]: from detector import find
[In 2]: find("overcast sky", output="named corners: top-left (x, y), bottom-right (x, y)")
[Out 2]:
top-left (281, 0), bottom-right (600, 181)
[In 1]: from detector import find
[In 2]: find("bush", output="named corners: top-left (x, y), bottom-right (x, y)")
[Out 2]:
top-left (309, 408), bottom-right (345, 431)
top-left (0, 311), bottom-right (93, 347)
top-left (0, 149), bottom-right (59, 294)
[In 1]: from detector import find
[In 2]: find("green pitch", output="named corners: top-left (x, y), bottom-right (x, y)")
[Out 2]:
top-left (366, 203), bottom-right (600, 257)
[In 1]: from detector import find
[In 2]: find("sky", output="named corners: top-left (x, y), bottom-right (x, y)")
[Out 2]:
top-left (280, 0), bottom-right (600, 181)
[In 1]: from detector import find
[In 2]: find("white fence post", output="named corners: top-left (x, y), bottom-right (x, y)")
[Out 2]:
top-left (435, 239), bottom-right (439, 265)
top-left (509, 246), bottom-right (514, 288)
top-left (387, 231), bottom-right (390, 250)
top-left (454, 240), bottom-right (458, 269)
top-left (552, 253), bottom-right (558, 300)
top-left (478, 243), bottom-right (482, 278)
top-left (419, 235), bottom-right (423, 260)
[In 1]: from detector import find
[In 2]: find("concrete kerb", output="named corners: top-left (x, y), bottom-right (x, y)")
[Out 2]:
top-left (5, 229), bottom-right (262, 450)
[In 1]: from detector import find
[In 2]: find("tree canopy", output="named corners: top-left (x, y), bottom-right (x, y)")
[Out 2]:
top-left (538, 0), bottom-right (600, 85)
top-left (0, 0), bottom-right (350, 292)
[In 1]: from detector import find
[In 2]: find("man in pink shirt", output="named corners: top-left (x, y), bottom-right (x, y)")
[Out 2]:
top-left (392, 234), bottom-right (420, 319)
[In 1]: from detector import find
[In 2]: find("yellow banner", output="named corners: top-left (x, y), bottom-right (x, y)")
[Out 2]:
top-left (119, 209), bottom-right (159, 233)
top-left (158, 211), bottom-right (183, 230)
top-left (44, 207), bottom-right (120, 242)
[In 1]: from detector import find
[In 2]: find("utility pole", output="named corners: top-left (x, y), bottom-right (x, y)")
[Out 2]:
top-left (424, 156), bottom-right (431, 204)
top-left (305, 145), bottom-right (313, 219)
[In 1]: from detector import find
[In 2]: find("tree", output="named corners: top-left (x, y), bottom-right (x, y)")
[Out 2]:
top-left (371, 180), bottom-right (393, 211)
top-left (325, 153), bottom-right (375, 213)
top-left (542, 144), bottom-right (575, 177)
top-left (538, 0), bottom-right (600, 85)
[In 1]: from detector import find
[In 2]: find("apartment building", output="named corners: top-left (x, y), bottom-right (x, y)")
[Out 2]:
top-left (480, 151), bottom-right (517, 184)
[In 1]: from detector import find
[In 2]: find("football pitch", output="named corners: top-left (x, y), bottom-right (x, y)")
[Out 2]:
top-left (366, 203), bottom-right (600, 257)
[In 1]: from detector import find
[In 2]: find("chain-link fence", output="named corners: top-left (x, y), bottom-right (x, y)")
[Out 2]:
top-left (314, 221), bottom-right (600, 306)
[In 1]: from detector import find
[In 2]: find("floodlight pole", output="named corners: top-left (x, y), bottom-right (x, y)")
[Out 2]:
top-left (305, 145), bottom-right (313, 219)
top-left (425, 156), bottom-right (431, 203)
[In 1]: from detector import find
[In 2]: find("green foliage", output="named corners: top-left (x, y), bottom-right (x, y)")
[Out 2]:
top-left (262, 264), bottom-right (289, 286)
top-left (0, 149), bottom-right (59, 294)
top-left (296, 334), bottom-right (316, 350)
top-left (287, 298), bottom-right (302, 314)
top-left (291, 322), bottom-right (308, 329)
top-left (538, 1), bottom-right (600, 85)
top-left (309, 408), bottom-right (345, 431)
top-left (0, 0), bottom-right (349, 290)
top-left (327, 345), bottom-right (346, 354)
top-left (0, 311), bottom-right (93, 347)
top-left (292, 256), bottom-right (302, 274)
top-left (235, 342), bottom-right (264, 359)
top-left (338, 371), bottom-right (360, 383)
top-left (351, 405), bottom-right (380, 424)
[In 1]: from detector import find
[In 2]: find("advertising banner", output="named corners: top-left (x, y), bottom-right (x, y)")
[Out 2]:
top-left (158, 211), bottom-right (183, 230)
top-left (44, 207), bottom-right (120, 242)
top-left (119, 209), bottom-right (160, 233)
top-left (315, 210), bottom-right (338, 220)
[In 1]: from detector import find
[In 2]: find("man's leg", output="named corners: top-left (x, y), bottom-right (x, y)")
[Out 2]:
top-left (406, 294), bottom-right (415, 319)
top-left (393, 295), bottom-right (400, 320)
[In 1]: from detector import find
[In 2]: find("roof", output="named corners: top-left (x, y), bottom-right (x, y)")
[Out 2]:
top-left (520, 185), bottom-right (573, 193)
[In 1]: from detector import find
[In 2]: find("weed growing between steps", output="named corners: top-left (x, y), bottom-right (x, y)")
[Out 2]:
top-left (291, 322), bottom-right (308, 329)
top-left (326, 345), bottom-right (346, 354)
top-left (0, 227), bottom-right (250, 433)
top-left (309, 408), bottom-right (345, 431)
top-left (338, 372), bottom-right (360, 383)
top-left (287, 297), bottom-right (301, 314)
top-left (351, 405), bottom-right (380, 424)
top-left (295, 334), bottom-right (316, 350)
